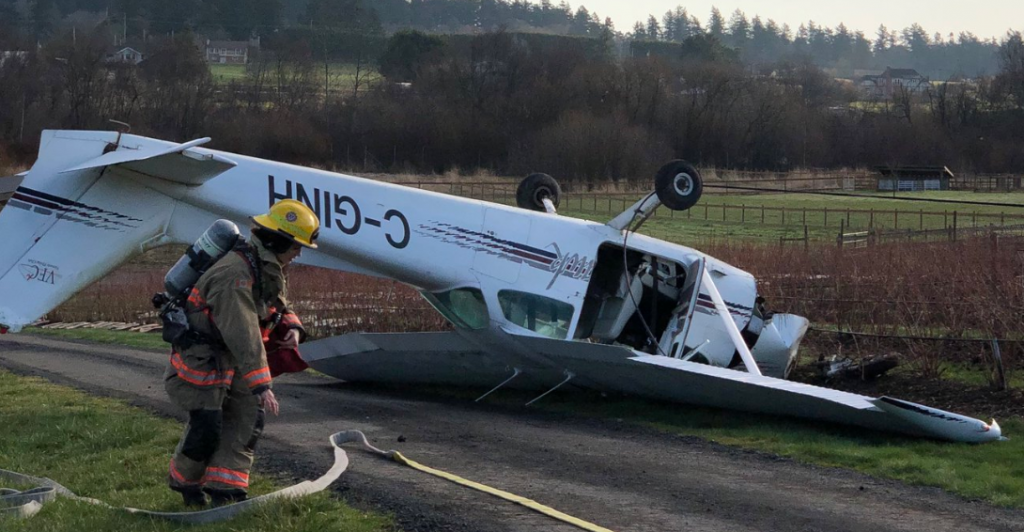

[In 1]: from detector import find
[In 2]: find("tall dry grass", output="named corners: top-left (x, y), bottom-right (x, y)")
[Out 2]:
top-left (45, 235), bottom-right (1020, 373)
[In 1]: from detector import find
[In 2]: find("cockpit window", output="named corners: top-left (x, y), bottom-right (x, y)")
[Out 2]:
top-left (422, 288), bottom-right (489, 330)
top-left (498, 290), bottom-right (574, 339)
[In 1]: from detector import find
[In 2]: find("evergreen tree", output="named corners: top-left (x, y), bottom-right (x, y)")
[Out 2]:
top-left (632, 21), bottom-right (646, 41)
top-left (646, 15), bottom-right (661, 41)
top-left (874, 24), bottom-right (890, 53)
top-left (30, 0), bottom-right (58, 38)
top-left (708, 7), bottom-right (725, 38)
top-left (727, 9), bottom-right (749, 47)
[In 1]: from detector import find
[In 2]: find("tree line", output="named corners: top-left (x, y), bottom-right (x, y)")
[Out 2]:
top-left (0, 0), bottom-right (1014, 79)
top-left (635, 7), bottom-right (1003, 79)
top-left (1, 25), bottom-right (1024, 183)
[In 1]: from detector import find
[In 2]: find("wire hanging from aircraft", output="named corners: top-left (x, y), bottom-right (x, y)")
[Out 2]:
top-left (621, 191), bottom-right (670, 358)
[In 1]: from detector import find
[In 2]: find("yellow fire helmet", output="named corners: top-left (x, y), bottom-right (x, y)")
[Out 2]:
top-left (251, 199), bottom-right (320, 249)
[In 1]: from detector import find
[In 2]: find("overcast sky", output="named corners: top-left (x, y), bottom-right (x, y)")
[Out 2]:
top-left (570, 0), bottom-right (1021, 41)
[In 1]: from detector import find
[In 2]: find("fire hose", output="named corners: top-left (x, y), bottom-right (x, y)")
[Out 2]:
top-left (1, 430), bottom-right (614, 531)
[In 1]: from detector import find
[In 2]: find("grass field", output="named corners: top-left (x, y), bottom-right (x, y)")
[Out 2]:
top-left (550, 190), bottom-right (1024, 243)
top-left (27, 326), bottom-right (168, 350)
top-left (17, 328), bottom-right (1024, 509)
top-left (0, 370), bottom-right (392, 532)
top-left (209, 63), bottom-right (247, 82)
top-left (449, 183), bottom-right (1024, 242)
top-left (210, 62), bottom-right (380, 91)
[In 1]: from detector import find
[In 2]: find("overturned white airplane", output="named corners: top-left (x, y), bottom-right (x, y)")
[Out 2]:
top-left (0, 130), bottom-right (1004, 443)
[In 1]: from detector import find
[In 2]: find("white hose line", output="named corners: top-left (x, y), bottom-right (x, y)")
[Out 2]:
top-left (0, 431), bottom-right (350, 524)
top-left (4, 430), bottom-right (616, 531)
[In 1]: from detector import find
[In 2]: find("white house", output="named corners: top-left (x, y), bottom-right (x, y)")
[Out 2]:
top-left (105, 46), bottom-right (145, 65)
top-left (859, 67), bottom-right (930, 99)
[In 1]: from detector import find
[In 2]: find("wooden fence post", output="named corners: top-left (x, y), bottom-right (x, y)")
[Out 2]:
top-left (723, 204), bottom-right (727, 222)
top-left (761, 205), bottom-right (765, 223)
top-left (804, 225), bottom-right (809, 251)
top-left (824, 207), bottom-right (828, 227)
top-left (990, 339), bottom-right (1007, 391)
top-left (742, 204), bottom-right (746, 223)
top-left (894, 209), bottom-right (899, 229)
top-left (869, 208), bottom-right (874, 228)
top-left (838, 219), bottom-right (845, 248)
top-left (920, 209), bottom-right (924, 230)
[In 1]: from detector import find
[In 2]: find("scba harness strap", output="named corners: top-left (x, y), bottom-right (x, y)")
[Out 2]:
top-left (169, 242), bottom-right (266, 351)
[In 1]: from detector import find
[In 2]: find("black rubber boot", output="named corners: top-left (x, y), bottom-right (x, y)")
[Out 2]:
top-left (204, 487), bottom-right (248, 506)
top-left (173, 486), bottom-right (209, 508)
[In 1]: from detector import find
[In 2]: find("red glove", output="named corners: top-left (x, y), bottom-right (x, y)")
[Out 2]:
top-left (264, 313), bottom-right (309, 377)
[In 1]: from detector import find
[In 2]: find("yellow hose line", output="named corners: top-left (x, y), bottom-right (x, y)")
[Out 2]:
top-left (390, 452), bottom-right (615, 532)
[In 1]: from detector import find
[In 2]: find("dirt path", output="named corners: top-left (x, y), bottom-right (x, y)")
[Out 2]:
top-left (2, 334), bottom-right (1021, 532)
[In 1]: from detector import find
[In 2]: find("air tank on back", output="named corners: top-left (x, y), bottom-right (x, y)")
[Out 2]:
top-left (164, 220), bottom-right (241, 298)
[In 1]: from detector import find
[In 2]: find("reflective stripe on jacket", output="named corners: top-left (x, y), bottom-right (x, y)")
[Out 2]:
top-left (181, 237), bottom-right (287, 394)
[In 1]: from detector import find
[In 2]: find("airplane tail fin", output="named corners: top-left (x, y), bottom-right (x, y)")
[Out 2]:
top-left (0, 130), bottom-right (235, 332)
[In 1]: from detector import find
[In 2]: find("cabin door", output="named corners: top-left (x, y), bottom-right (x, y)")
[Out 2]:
top-left (658, 257), bottom-right (705, 358)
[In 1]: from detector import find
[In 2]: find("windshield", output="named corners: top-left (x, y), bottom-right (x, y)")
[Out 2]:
top-left (422, 288), bottom-right (489, 330)
top-left (498, 290), bottom-right (574, 339)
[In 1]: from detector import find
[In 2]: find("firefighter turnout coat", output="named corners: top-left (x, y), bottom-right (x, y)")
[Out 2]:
top-left (164, 236), bottom-right (288, 495)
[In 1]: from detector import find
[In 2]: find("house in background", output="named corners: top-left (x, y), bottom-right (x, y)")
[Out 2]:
top-left (859, 67), bottom-right (930, 99)
top-left (203, 37), bottom-right (260, 65)
top-left (105, 46), bottom-right (145, 65)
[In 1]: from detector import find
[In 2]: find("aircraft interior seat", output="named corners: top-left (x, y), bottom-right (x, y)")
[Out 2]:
top-left (590, 269), bottom-right (645, 341)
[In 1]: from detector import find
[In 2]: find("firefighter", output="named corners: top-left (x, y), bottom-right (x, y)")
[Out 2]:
top-left (164, 199), bottom-right (319, 507)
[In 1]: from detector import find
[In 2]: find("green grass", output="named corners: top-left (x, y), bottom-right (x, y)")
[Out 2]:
top-left (558, 397), bottom-right (1024, 506)
top-left (209, 62), bottom-right (379, 90)
top-left (26, 326), bottom-right (168, 351)
top-left (0, 370), bottom-right (392, 532)
top-left (552, 190), bottom-right (1024, 243)
top-left (940, 363), bottom-right (1024, 389)
top-left (209, 63), bottom-right (247, 82)
top-left (20, 328), bottom-right (1024, 509)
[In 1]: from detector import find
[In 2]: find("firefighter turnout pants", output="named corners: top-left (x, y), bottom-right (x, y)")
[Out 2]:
top-left (164, 348), bottom-right (265, 496)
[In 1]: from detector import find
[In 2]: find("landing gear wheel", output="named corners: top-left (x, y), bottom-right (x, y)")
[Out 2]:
top-left (516, 173), bottom-right (561, 212)
top-left (655, 160), bottom-right (703, 211)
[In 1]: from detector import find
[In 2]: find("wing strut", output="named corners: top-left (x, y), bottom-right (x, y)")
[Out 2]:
top-left (475, 367), bottom-right (522, 403)
top-left (703, 268), bottom-right (762, 376)
top-left (525, 370), bottom-right (575, 406)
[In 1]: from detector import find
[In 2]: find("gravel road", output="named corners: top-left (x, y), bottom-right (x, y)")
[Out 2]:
top-left (1, 334), bottom-right (1021, 532)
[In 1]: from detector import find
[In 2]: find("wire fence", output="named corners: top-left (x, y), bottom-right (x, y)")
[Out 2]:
top-left (404, 181), bottom-right (1024, 242)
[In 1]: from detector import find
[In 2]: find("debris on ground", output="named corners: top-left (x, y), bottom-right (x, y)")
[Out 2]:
top-left (815, 354), bottom-right (899, 381)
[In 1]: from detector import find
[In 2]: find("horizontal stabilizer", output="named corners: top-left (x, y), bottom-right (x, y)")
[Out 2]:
top-left (61, 137), bottom-right (235, 186)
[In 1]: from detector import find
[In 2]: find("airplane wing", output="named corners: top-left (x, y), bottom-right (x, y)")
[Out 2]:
top-left (302, 332), bottom-right (1002, 443)
top-left (301, 332), bottom-right (558, 390)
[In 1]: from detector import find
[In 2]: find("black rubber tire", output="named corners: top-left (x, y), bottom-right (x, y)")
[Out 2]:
top-left (655, 160), bottom-right (703, 211)
top-left (516, 173), bottom-right (561, 212)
